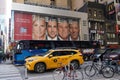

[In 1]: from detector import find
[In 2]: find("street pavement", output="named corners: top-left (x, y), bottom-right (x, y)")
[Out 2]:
top-left (0, 60), bottom-right (120, 80)
top-left (0, 59), bottom-right (23, 80)
top-left (26, 71), bottom-right (120, 80)
top-left (26, 62), bottom-right (120, 80)
top-left (25, 73), bottom-right (120, 80)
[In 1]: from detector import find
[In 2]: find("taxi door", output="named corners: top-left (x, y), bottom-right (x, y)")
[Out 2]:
top-left (59, 51), bottom-right (73, 65)
top-left (46, 51), bottom-right (63, 69)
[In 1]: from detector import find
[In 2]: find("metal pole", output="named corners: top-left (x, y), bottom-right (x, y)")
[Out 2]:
top-left (24, 66), bottom-right (28, 79)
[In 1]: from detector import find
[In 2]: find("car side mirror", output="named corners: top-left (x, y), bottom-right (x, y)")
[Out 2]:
top-left (48, 54), bottom-right (53, 58)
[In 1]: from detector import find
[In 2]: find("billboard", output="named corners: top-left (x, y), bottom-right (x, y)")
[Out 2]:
top-left (107, 2), bottom-right (115, 15)
top-left (14, 12), bottom-right (80, 41)
top-left (14, 12), bottom-right (32, 40)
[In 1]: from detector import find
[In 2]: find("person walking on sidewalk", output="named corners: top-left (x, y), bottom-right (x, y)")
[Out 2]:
top-left (2, 54), bottom-right (6, 62)
top-left (0, 52), bottom-right (4, 63)
top-left (9, 53), bottom-right (13, 61)
top-left (6, 53), bottom-right (10, 60)
top-left (0, 54), bottom-right (2, 63)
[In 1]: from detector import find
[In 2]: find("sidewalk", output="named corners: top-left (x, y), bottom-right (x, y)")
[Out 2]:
top-left (0, 60), bottom-right (23, 80)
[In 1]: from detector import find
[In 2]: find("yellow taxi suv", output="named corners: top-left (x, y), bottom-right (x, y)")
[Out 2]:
top-left (25, 49), bottom-right (84, 73)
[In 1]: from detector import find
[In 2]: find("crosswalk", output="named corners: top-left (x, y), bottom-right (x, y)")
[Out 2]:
top-left (0, 61), bottom-right (23, 80)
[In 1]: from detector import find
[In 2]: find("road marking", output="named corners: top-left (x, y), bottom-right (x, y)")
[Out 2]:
top-left (28, 74), bottom-right (52, 79)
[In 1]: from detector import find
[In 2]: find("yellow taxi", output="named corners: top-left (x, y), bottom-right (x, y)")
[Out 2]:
top-left (25, 49), bottom-right (84, 73)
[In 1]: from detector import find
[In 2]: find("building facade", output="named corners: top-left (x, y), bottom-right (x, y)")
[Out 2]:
top-left (12, 0), bottom-right (70, 10)
top-left (77, 0), bottom-right (120, 46)
top-left (10, 1), bottom-right (88, 43)
top-left (10, 0), bottom-right (120, 47)
top-left (114, 0), bottom-right (120, 44)
top-left (78, 1), bottom-right (106, 46)
top-left (105, 1), bottom-right (118, 45)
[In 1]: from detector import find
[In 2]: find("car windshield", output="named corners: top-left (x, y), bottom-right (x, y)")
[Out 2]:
top-left (111, 49), bottom-right (120, 53)
top-left (96, 49), bottom-right (105, 54)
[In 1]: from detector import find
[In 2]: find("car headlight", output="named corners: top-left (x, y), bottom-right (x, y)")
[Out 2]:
top-left (27, 58), bottom-right (37, 62)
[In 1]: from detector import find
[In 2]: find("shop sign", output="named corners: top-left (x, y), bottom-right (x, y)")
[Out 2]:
top-left (97, 31), bottom-right (104, 34)
top-left (82, 49), bottom-right (94, 54)
top-left (90, 30), bottom-right (96, 33)
top-left (107, 42), bottom-right (118, 44)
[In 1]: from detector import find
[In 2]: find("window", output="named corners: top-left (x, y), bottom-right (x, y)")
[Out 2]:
top-left (117, 15), bottom-right (120, 21)
top-left (98, 34), bottom-right (104, 39)
top-left (116, 0), bottom-right (120, 3)
top-left (91, 22), bottom-right (96, 30)
top-left (106, 25), bottom-right (115, 32)
top-left (95, 0), bottom-right (98, 3)
top-left (16, 42), bottom-right (27, 51)
top-left (90, 33), bottom-right (96, 40)
top-left (61, 51), bottom-right (70, 55)
top-left (61, 51), bottom-right (76, 56)
top-left (98, 23), bottom-right (104, 31)
top-left (83, 20), bottom-right (87, 26)
top-left (24, 0), bottom-right (28, 1)
top-left (52, 51), bottom-right (60, 56)
top-left (88, 9), bottom-right (92, 16)
top-left (13, 0), bottom-right (16, 2)
top-left (24, 0), bottom-right (28, 3)
top-left (50, 0), bottom-right (56, 5)
top-left (70, 51), bottom-right (76, 55)
top-left (98, 11), bottom-right (102, 18)
top-left (107, 33), bottom-right (115, 39)
top-left (93, 10), bottom-right (97, 17)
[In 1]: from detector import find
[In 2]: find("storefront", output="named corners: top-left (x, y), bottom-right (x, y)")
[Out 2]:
top-left (116, 24), bottom-right (120, 44)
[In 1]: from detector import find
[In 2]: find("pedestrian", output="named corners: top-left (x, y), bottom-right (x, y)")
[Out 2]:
top-left (10, 54), bottom-right (13, 61)
top-left (0, 54), bottom-right (2, 63)
top-left (6, 53), bottom-right (10, 60)
top-left (2, 54), bottom-right (6, 62)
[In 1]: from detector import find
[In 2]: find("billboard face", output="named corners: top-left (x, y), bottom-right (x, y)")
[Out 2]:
top-left (14, 12), bottom-right (32, 40)
top-left (14, 12), bottom-right (80, 41)
top-left (32, 15), bottom-right (47, 40)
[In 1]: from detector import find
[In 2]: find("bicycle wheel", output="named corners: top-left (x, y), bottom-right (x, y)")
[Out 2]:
top-left (52, 68), bottom-right (64, 80)
top-left (117, 66), bottom-right (120, 75)
top-left (101, 66), bottom-right (114, 78)
top-left (84, 65), bottom-right (96, 77)
top-left (72, 70), bottom-right (83, 80)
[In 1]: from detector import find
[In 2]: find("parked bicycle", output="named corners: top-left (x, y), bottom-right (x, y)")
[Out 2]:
top-left (108, 60), bottom-right (120, 75)
top-left (52, 62), bottom-right (83, 80)
top-left (84, 59), bottom-right (114, 78)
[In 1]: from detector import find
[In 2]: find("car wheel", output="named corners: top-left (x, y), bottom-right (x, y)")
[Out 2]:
top-left (83, 56), bottom-right (88, 61)
top-left (34, 63), bottom-right (46, 73)
top-left (89, 55), bottom-right (94, 61)
top-left (71, 61), bottom-right (79, 69)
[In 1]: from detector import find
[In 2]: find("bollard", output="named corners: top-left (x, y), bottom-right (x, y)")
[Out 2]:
top-left (24, 66), bottom-right (28, 79)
